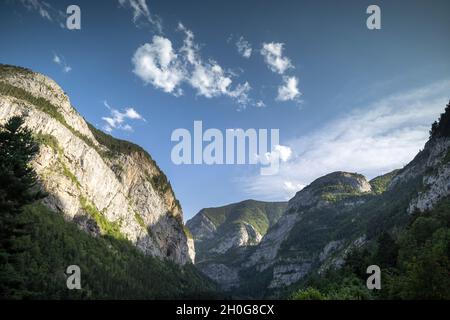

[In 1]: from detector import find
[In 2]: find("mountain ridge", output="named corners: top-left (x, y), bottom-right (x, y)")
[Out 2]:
top-left (0, 64), bottom-right (194, 264)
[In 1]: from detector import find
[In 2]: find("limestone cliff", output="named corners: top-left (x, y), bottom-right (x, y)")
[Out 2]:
top-left (0, 64), bottom-right (194, 264)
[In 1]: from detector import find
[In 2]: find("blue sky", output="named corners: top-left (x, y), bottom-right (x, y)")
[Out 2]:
top-left (1, 0), bottom-right (450, 220)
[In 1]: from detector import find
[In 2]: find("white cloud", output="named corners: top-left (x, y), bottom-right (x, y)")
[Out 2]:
top-left (189, 63), bottom-right (232, 98)
top-left (236, 36), bottom-right (252, 58)
top-left (53, 54), bottom-right (61, 64)
top-left (256, 144), bottom-right (292, 164)
top-left (261, 42), bottom-right (293, 74)
top-left (277, 76), bottom-right (301, 101)
top-left (283, 181), bottom-right (305, 194)
top-left (132, 36), bottom-right (185, 94)
top-left (101, 101), bottom-right (145, 133)
top-left (260, 42), bottom-right (301, 103)
top-left (274, 144), bottom-right (293, 162)
top-left (178, 23), bottom-right (198, 65)
top-left (19, 0), bottom-right (65, 27)
top-left (178, 23), bottom-right (251, 105)
top-left (118, 0), bottom-right (162, 31)
top-left (255, 100), bottom-right (266, 108)
top-left (132, 24), bottom-right (251, 108)
top-left (241, 80), bottom-right (450, 201)
top-left (52, 53), bottom-right (72, 73)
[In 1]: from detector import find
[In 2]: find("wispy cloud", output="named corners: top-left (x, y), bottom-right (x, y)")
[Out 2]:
top-left (101, 100), bottom-right (146, 133)
top-left (260, 42), bottom-right (302, 103)
top-left (132, 23), bottom-right (252, 109)
top-left (240, 80), bottom-right (450, 200)
top-left (236, 36), bottom-right (252, 59)
top-left (118, 0), bottom-right (162, 32)
top-left (52, 53), bottom-right (72, 73)
top-left (255, 100), bottom-right (266, 108)
top-left (19, 0), bottom-right (65, 28)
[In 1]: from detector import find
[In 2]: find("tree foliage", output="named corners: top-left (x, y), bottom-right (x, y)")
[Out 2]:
top-left (430, 101), bottom-right (450, 138)
top-left (289, 197), bottom-right (450, 300)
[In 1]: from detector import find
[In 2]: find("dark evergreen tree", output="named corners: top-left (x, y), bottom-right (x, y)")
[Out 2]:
top-left (0, 116), bottom-right (44, 298)
top-left (0, 116), bottom-right (43, 213)
top-left (376, 232), bottom-right (399, 268)
top-left (430, 101), bottom-right (450, 138)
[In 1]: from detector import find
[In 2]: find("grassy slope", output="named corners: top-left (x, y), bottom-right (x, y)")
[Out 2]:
top-left (200, 199), bottom-right (287, 236)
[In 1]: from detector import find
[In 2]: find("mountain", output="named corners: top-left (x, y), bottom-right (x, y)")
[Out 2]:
top-left (0, 64), bottom-right (194, 265)
top-left (187, 199), bottom-right (287, 258)
top-left (188, 103), bottom-right (450, 298)
top-left (0, 64), bottom-right (220, 298)
top-left (186, 200), bottom-right (287, 289)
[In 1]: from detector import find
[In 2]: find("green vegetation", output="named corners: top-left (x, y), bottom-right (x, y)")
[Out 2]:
top-left (288, 197), bottom-right (450, 300)
top-left (34, 133), bottom-right (61, 153)
top-left (369, 170), bottom-right (399, 194)
top-left (430, 101), bottom-right (450, 138)
top-left (0, 64), bottom-right (33, 77)
top-left (184, 226), bottom-right (193, 239)
top-left (0, 81), bottom-right (67, 124)
top-left (321, 191), bottom-right (366, 202)
top-left (290, 287), bottom-right (328, 300)
top-left (0, 116), bottom-right (217, 299)
top-left (87, 122), bottom-right (151, 158)
top-left (79, 196), bottom-right (123, 240)
top-left (0, 80), bottom-right (101, 156)
top-left (199, 200), bottom-right (287, 236)
top-left (62, 162), bottom-right (81, 189)
top-left (0, 203), bottom-right (218, 299)
top-left (34, 133), bottom-right (81, 189)
top-left (134, 212), bottom-right (146, 229)
top-left (443, 149), bottom-right (450, 164)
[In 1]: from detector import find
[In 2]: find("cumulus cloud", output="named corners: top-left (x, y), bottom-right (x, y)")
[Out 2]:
top-left (132, 23), bottom-right (251, 108)
top-left (101, 101), bottom-right (145, 133)
top-left (118, 0), bottom-right (162, 31)
top-left (18, 0), bottom-right (65, 28)
top-left (132, 36), bottom-right (185, 94)
top-left (277, 76), bottom-right (301, 101)
top-left (236, 36), bottom-right (252, 58)
top-left (261, 42), bottom-right (293, 74)
top-left (52, 53), bottom-right (72, 73)
top-left (240, 80), bottom-right (450, 200)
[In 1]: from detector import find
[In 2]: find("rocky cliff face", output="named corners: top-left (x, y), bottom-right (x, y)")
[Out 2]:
top-left (187, 200), bottom-right (287, 261)
top-left (244, 172), bottom-right (373, 289)
top-left (404, 138), bottom-right (450, 214)
top-left (0, 64), bottom-right (194, 264)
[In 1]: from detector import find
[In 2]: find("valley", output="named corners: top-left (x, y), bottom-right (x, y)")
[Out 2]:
top-left (1, 64), bottom-right (449, 299)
